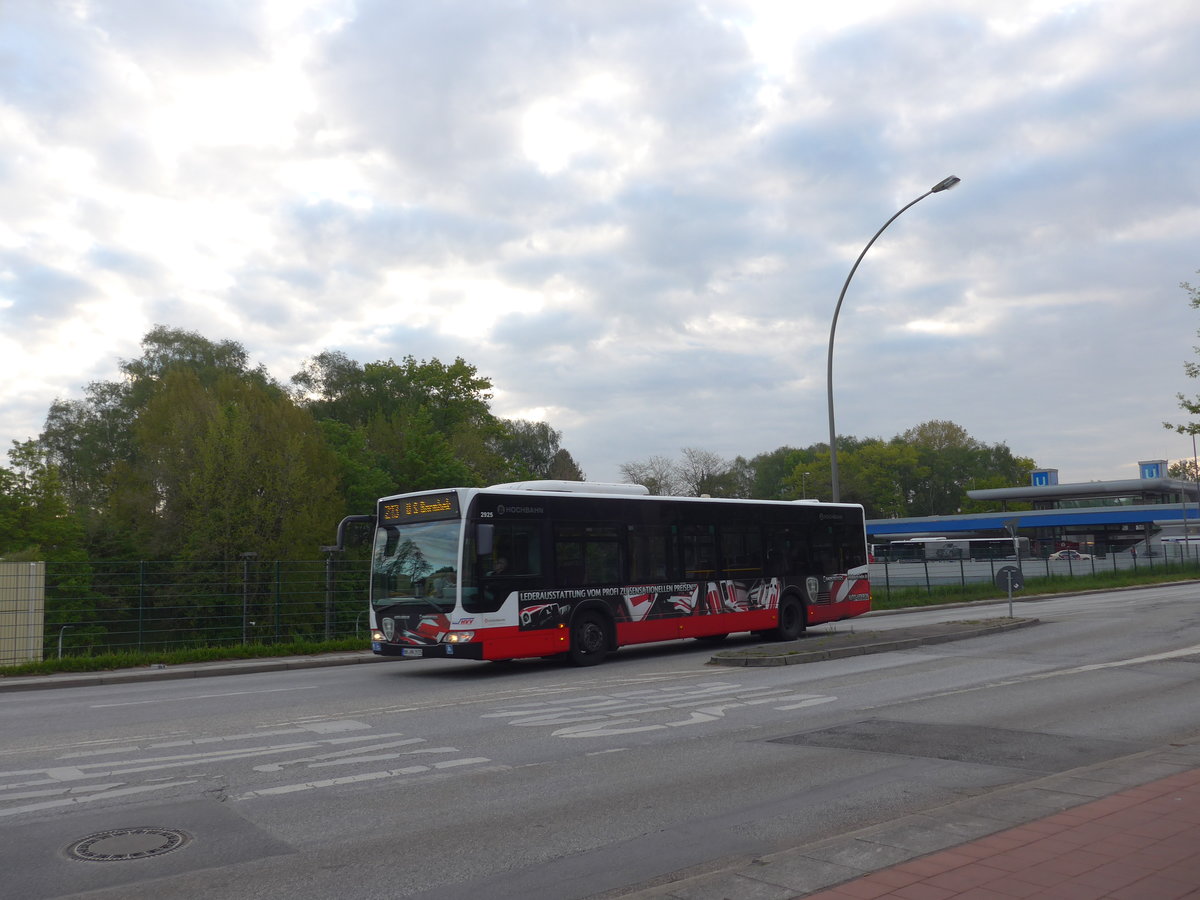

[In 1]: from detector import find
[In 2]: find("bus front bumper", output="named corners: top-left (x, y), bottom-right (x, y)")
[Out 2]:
top-left (372, 641), bottom-right (485, 660)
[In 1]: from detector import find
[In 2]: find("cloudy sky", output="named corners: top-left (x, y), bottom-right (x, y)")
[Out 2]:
top-left (4, 0), bottom-right (1200, 488)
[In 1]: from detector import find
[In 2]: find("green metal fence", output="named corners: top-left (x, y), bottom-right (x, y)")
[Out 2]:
top-left (35, 558), bottom-right (369, 660)
top-left (871, 548), bottom-right (1200, 598)
top-left (7, 549), bottom-right (1200, 665)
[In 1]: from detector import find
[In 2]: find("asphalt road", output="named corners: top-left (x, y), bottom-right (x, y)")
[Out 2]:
top-left (2, 583), bottom-right (1199, 899)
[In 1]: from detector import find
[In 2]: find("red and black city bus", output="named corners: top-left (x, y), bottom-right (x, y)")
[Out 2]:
top-left (366, 481), bottom-right (870, 666)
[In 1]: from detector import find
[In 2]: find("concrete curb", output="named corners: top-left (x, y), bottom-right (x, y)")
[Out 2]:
top-left (0, 650), bottom-right (389, 693)
top-left (708, 617), bottom-right (1039, 667)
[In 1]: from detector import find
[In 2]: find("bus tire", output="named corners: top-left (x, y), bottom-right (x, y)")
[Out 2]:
top-left (773, 596), bottom-right (805, 642)
top-left (568, 610), bottom-right (611, 666)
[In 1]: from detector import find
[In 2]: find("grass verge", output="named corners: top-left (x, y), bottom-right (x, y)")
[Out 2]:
top-left (871, 566), bottom-right (1199, 610)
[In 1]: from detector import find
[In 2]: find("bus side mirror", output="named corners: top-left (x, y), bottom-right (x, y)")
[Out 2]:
top-left (477, 524), bottom-right (494, 556)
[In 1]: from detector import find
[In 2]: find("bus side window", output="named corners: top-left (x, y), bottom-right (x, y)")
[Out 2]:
top-left (720, 527), bottom-right (763, 580)
top-left (681, 524), bottom-right (716, 579)
top-left (466, 521), bottom-right (545, 614)
top-left (490, 522), bottom-right (542, 576)
top-left (554, 523), bottom-right (622, 586)
top-left (629, 524), bottom-right (672, 582)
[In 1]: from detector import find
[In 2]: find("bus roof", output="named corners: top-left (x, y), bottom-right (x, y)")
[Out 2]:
top-left (376, 482), bottom-right (865, 511)
top-left (487, 480), bottom-right (651, 496)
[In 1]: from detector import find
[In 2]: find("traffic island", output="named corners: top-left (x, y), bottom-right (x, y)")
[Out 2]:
top-left (708, 617), bottom-right (1038, 667)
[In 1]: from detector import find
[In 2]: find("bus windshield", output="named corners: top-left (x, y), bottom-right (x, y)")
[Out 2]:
top-left (371, 519), bottom-right (461, 611)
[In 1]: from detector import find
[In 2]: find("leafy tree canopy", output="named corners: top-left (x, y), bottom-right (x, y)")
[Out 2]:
top-left (24, 327), bottom-right (592, 561)
top-left (621, 421), bottom-right (1036, 518)
top-left (0, 441), bottom-right (86, 560)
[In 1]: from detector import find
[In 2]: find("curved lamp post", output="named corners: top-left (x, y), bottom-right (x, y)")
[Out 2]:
top-left (826, 175), bottom-right (961, 501)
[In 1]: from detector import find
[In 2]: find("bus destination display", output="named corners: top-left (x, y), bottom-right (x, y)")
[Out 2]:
top-left (380, 493), bottom-right (460, 524)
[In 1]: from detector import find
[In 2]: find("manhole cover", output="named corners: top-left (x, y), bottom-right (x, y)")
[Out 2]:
top-left (66, 827), bottom-right (191, 862)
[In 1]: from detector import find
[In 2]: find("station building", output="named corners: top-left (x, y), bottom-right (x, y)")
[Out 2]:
top-left (865, 460), bottom-right (1200, 558)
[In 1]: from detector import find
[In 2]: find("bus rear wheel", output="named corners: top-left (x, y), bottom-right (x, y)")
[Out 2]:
top-left (569, 610), bottom-right (611, 666)
top-left (772, 597), bottom-right (805, 642)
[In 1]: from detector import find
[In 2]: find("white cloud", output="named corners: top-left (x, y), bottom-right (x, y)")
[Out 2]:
top-left (1, 0), bottom-right (1199, 486)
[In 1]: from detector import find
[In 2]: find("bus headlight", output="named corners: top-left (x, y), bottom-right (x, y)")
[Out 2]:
top-left (370, 629), bottom-right (384, 642)
top-left (381, 618), bottom-right (395, 641)
top-left (443, 632), bottom-right (475, 643)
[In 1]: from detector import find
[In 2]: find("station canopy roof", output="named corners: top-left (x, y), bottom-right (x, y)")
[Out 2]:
top-left (965, 477), bottom-right (1200, 504)
top-left (866, 503), bottom-right (1197, 539)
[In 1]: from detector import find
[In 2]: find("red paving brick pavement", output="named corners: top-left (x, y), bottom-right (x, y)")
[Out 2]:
top-left (801, 769), bottom-right (1200, 900)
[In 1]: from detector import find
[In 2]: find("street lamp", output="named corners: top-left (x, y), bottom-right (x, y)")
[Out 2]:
top-left (826, 175), bottom-right (961, 501)
top-left (802, 471), bottom-right (811, 499)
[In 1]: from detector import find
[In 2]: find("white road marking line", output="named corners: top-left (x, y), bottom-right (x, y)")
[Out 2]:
top-left (253, 738), bottom-right (428, 772)
top-left (91, 685), bottom-right (320, 708)
top-left (0, 780), bottom-right (197, 818)
top-left (239, 758), bottom-right (492, 799)
top-left (0, 732), bottom-right (419, 790)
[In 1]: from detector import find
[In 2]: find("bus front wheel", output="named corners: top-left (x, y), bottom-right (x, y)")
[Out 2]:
top-left (569, 610), bottom-right (611, 666)
top-left (773, 597), bottom-right (805, 642)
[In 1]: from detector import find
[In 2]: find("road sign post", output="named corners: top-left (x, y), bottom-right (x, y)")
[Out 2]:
top-left (995, 565), bottom-right (1024, 617)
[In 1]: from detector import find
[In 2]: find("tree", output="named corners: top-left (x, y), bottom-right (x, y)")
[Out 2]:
top-left (675, 448), bottom-right (733, 497)
top-left (318, 420), bottom-right (395, 515)
top-left (774, 423), bottom-right (1034, 517)
top-left (0, 441), bottom-right (86, 560)
top-left (32, 327), bottom-right (354, 560)
top-left (1169, 458), bottom-right (1200, 481)
top-left (38, 326), bottom-right (278, 520)
top-left (743, 447), bottom-right (805, 499)
top-left (293, 351), bottom-right (494, 433)
top-left (619, 449), bottom-right (739, 497)
top-left (547, 448), bottom-right (586, 481)
top-left (842, 440), bottom-right (925, 519)
top-left (1165, 273), bottom-right (1200, 438)
top-left (365, 406), bottom-right (477, 494)
top-left (783, 452), bottom-right (831, 502)
top-left (619, 456), bottom-right (680, 496)
top-left (725, 456), bottom-right (756, 499)
top-left (495, 420), bottom-right (563, 479)
top-left (293, 351), bottom-right (514, 491)
top-left (896, 421), bottom-right (984, 516)
top-left (109, 369), bottom-right (342, 560)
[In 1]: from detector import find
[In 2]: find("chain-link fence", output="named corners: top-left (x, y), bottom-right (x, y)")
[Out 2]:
top-left (1, 558), bottom-right (369, 664)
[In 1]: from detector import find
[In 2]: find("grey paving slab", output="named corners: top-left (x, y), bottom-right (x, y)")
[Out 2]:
top-left (798, 836), bottom-right (923, 872)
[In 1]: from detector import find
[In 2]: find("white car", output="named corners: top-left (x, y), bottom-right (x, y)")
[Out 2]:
top-left (1049, 549), bottom-right (1091, 561)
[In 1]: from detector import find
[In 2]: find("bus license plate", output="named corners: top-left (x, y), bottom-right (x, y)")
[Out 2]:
top-left (401, 648), bottom-right (424, 658)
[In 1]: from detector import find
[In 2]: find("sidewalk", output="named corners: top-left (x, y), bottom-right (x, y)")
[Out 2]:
top-left (805, 767), bottom-right (1200, 899)
top-left (614, 739), bottom-right (1200, 900)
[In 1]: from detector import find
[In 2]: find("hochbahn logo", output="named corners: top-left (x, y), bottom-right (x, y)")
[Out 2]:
top-left (496, 505), bottom-right (544, 515)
